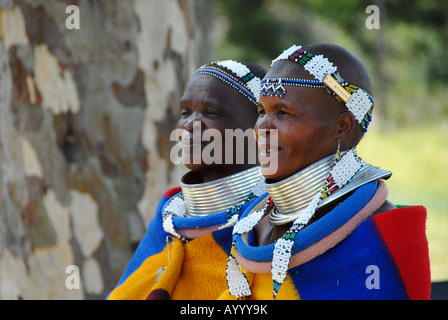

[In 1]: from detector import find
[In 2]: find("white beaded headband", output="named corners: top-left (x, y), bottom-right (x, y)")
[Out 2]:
top-left (267, 45), bottom-right (374, 132)
top-left (192, 60), bottom-right (262, 105)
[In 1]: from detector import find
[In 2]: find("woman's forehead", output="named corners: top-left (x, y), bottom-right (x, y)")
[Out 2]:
top-left (182, 75), bottom-right (247, 106)
top-left (259, 86), bottom-right (328, 109)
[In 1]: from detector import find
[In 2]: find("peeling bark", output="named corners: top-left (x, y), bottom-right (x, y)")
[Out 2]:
top-left (0, 0), bottom-right (197, 299)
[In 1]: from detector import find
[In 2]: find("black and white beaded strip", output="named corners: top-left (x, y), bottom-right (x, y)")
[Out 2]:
top-left (192, 60), bottom-right (262, 104)
top-left (261, 77), bottom-right (325, 97)
top-left (193, 69), bottom-right (258, 104)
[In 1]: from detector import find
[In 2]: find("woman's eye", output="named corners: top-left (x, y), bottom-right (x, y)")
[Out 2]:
top-left (204, 110), bottom-right (216, 116)
top-left (180, 108), bottom-right (190, 117)
top-left (278, 109), bottom-right (287, 115)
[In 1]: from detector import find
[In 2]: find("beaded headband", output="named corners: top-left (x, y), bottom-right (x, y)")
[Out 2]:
top-left (192, 60), bottom-right (262, 105)
top-left (260, 78), bottom-right (325, 97)
top-left (267, 45), bottom-right (374, 132)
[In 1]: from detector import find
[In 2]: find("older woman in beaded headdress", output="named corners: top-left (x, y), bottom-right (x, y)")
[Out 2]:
top-left (108, 60), bottom-right (267, 300)
top-left (221, 44), bottom-right (431, 300)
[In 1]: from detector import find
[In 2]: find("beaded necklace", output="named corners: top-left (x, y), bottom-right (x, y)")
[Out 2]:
top-left (267, 154), bottom-right (392, 226)
top-left (226, 148), bottom-right (373, 299)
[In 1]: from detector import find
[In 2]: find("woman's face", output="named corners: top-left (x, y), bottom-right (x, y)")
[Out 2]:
top-left (255, 78), bottom-right (340, 182)
top-left (177, 75), bottom-right (258, 180)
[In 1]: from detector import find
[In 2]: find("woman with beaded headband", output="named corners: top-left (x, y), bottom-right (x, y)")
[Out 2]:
top-left (108, 60), bottom-right (267, 300)
top-left (221, 44), bottom-right (431, 300)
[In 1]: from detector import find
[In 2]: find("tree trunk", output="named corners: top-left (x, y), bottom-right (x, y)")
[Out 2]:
top-left (0, 0), bottom-right (197, 299)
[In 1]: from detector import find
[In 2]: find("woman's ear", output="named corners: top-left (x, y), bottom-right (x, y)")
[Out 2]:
top-left (336, 111), bottom-right (356, 148)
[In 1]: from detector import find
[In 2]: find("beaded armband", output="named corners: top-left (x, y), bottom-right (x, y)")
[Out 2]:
top-left (270, 45), bottom-right (374, 132)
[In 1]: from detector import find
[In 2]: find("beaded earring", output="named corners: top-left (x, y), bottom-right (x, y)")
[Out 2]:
top-left (336, 138), bottom-right (342, 161)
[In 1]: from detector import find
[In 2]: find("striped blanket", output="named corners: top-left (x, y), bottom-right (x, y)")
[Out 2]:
top-left (219, 180), bottom-right (431, 300)
top-left (108, 187), bottom-right (260, 300)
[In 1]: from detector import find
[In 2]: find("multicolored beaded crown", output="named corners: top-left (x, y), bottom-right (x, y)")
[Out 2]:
top-left (192, 60), bottom-right (262, 105)
top-left (265, 45), bottom-right (374, 132)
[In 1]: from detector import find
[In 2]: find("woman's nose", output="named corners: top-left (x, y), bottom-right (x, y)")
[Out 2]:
top-left (254, 114), bottom-right (276, 139)
top-left (183, 113), bottom-right (206, 133)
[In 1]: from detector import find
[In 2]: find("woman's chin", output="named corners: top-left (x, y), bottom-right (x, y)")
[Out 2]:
top-left (183, 162), bottom-right (205, 172)
top-left (261, 164), bottom-right (299, 183)
top-left (260, 164), bottom-right (281, 181)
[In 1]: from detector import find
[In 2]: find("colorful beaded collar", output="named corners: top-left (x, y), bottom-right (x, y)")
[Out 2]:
top-left (226, 147), bottom-right (391, 299)
top-left (227, 180), bottom-right (387, 299)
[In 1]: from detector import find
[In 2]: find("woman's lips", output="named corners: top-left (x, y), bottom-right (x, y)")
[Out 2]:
top-left (181, 141), bottom-right (206, 152)
top-left (258, 142), bottom-right (280, 165)
top-left (257, 135), bottom-right (280, 153)
top-left (180, 133), bottom-right (208, 153)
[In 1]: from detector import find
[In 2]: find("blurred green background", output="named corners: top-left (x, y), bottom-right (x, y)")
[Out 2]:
top-left (196, 0), bottom-right (448, 282)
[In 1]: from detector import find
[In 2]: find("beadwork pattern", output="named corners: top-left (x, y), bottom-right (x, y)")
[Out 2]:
top-left (233, 197), bottom-right (273, 236)
top-left (271, 238), bottom-right (294, 283)
top-left (226, 147), bottom-right (364, 299)
top-left (192, 60), bottom-right (262, 105)
top-left (346, 90), bottom-right (374, 129)
top-left (271, 45), bottom-right (303, 66)
top-left (226, 253), bottom-right (252, 298)
top-left (269, 45), bottom-right (374, 132)
top-left (162, 213), bottom-right (183, 240)
top-left (260, 78), bottom-right (325, 97)
top-left (226, 196), bottom-right (274, 299)
top-left (303, 55), bottom-right (338, 82)
top-left (331, 149), bottom-right (363, 188)
top-left (162, 178), bottom-right (266, 241)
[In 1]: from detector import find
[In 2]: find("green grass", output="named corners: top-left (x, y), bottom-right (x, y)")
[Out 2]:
top-left (358, 123), bottom-right (448, 282)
